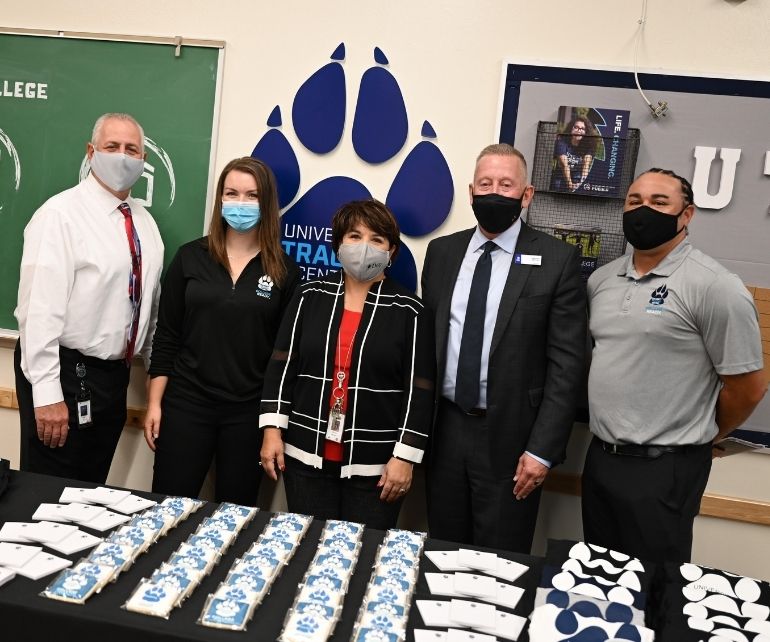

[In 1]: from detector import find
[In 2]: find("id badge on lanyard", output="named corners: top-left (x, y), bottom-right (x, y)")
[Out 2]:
top-left (75, 362), bottom-right (93, 428)
top-left (326, 375), bottom-right (345, 443)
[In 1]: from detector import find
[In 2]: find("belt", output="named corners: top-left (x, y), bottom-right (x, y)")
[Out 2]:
top-left (599, 438), bottom-right (694, 459)
top-left (60, 346), bottom-right (126, 371)
top-left (442, 397), bottom-right (486, 417)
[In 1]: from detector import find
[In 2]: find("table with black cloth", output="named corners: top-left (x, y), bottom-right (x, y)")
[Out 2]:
top-left (0, 470), bottom-right (544, 641)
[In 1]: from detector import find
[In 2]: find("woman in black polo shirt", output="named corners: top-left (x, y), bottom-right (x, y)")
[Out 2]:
top-left (145, 157), bottom-right (299, 505)
top-left (259, 200), bottom-right (434, 529)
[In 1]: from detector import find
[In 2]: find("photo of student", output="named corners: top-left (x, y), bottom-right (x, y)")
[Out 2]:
top-left (550, 115), bottom-right (596, 193)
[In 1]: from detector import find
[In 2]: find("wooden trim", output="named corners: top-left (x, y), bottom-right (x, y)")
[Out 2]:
top-left (543, 471), bottom-right (770, 526)
top-left (0, 27), bottom-right (225, 48)
top-left (0, 385), bottom-right (769, 526)
top-left (699, 494), bottom-right (770, 527)
top-left (0, 336), bottom-right (18, 350)
top-left (0, 386), bottom-right (144, 429)
top-left (543, 471), bottom-right (582, 496)
top-left (125, 406), bottom-right (144, 430)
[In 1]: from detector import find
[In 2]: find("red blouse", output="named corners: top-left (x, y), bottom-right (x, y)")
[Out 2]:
top-left (324, 309), bottom-right (362, 462)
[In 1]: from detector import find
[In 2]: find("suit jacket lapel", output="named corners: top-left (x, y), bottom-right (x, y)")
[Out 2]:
top-left (436, 228), bottom-right (474, 375)
top-left (490, 222), bottom-right (538, 356)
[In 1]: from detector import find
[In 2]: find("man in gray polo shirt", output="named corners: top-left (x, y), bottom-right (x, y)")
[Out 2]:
top-left (582, 168), bottom-right (766, 563)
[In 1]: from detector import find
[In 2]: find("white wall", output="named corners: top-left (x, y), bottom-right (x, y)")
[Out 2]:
top-left (1, 0), bottom-right (769, 577)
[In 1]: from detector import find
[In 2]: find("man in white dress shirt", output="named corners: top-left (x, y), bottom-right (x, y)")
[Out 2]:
top-left (14, 112), bottom-right (164, 483)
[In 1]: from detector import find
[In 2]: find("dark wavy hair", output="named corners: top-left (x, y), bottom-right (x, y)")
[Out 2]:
top-left (331, 199), bottom-right (401, 262)
top-left (561, 117), bottom-right (595, 155)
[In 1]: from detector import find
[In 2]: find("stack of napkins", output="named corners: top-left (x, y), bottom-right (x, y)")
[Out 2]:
top-left (0, 522), bottom-right (84, 580)
top-left (531, 540), bottom-right (655, 641)
top-left (33, 501), bottom-right (129, 532)
top-left (124, 500), bottom-right (253, 620)
top-left (197, 510), bottom-right (311, 631)
top-left (0, 537), bottom-right (71, 581)
top-left (415, 548), bottom-right (529, 641)
top-left (58, 485), bottom-right (159, 517)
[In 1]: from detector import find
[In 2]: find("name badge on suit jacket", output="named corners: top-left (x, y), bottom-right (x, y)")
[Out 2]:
top-left (514, 253), bottom-right (541, 266)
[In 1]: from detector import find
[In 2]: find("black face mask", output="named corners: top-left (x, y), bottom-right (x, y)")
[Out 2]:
top-left (471, 193), bottom-right (523, 234)
top-left (622, 204), bottom-right (687, 251)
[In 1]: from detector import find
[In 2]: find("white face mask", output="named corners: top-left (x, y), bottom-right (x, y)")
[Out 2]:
top-left (89, 150), bottom-right (145, 192)
top-left (337, 242), bottom-right (390, 282)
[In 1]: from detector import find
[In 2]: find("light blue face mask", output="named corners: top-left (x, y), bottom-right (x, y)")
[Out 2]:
top-left (221, 201), bottom-right (261, 232)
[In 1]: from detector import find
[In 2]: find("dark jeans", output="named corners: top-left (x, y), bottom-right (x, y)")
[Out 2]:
top-left (426, 398), bottom-right (542, 554)
top-left (282, 458), bottom-right (403, 530)
top-left (15, 341), bottom-right (129, 483)
top-left (151, 379), bottom-right (263, 506)
top-left (581, 436), bottom-right (713, 563)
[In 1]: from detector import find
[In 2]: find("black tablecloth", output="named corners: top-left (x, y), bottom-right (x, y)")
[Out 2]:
top-left (0, 470), bottom-right (542, 641)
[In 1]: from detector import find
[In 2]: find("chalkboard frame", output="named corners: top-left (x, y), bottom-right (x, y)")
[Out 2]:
top-left (0, 28), bottom-right (224, 335)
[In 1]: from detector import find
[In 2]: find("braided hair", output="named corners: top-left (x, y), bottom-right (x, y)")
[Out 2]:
top-left (643, 168), bottom-right (694, 206)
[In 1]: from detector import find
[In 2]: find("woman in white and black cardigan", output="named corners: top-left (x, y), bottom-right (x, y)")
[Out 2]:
top-left (259, 200), bottom-right (435, 529)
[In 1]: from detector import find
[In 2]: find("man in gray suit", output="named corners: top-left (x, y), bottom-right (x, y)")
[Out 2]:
top-left (421, 143), bottom-right (586, 553)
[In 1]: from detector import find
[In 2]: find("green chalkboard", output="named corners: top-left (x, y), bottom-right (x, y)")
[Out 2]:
top-left (0, 33), bottom-right (221, 330)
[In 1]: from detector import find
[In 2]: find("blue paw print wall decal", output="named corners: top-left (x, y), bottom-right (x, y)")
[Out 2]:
top-left (251, 43), bottom-right (454, 291)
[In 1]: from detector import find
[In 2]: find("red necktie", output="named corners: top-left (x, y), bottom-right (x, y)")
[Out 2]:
top-left (118, 202), bottom-right (142, 364)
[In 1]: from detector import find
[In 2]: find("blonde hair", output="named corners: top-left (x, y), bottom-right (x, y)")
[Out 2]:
top-left (475, 143), bottom-right (528, 181)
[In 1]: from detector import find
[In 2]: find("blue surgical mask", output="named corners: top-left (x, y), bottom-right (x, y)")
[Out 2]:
top-left (222, 202), bottom-right (261, 232)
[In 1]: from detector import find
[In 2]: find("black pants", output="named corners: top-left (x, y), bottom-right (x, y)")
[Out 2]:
top-left (581, 436), bottom-right (712, 563)
top-left (151, 379), bottom-right (263, 506)
top-left (15, 341), bottom-right (129, 484)
top-left (282, 458), bottom-right (403, 530)
top-left (426, 399), bottom-right (543, 554)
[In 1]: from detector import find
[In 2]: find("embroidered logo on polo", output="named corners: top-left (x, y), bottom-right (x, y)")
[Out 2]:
top-left (250, 43), bottom-right (454, 290)
top-left (645, 283), bottom-right (669, 315)
top-left (649, 284), bottom-right (668, 305)
top-left (256, 275), bottom-right (274, 299)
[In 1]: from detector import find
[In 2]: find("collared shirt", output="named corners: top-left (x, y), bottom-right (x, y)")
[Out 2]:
top-left (15, 173), bottom-right (164, 407)
top-left (442, 220), bottom-right (551, 468)
top-left (443, 220), bottom-right (521, 408)
top-left (588, 240), bottom-right (763, 446)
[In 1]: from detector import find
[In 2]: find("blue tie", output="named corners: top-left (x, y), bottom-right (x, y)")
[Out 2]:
top-left (455, 241), bottom-right (497, 413)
